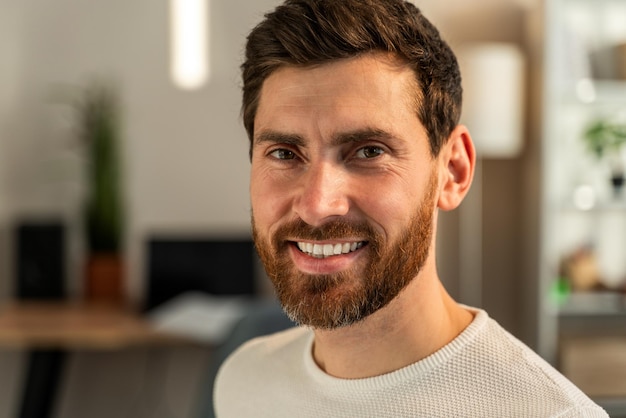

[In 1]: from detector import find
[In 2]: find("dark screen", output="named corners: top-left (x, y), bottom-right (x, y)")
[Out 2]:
top-left (145, 238), bottom-right (257, 310)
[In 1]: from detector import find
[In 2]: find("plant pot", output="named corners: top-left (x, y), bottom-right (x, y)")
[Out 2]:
top-left (85, 253), bottom-right (125, 306)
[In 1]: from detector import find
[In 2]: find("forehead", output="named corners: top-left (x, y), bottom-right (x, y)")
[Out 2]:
top-left (253, 53), bottom-right (424, 144)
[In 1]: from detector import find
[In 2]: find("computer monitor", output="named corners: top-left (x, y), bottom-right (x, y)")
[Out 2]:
top-left (145, 237), bottom-right (257, 310)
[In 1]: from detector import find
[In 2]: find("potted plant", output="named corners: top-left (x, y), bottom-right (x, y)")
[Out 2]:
top-left (582, 118), bottom-right (626, 197)
top-left (77, 81), bottom-right (126, 305)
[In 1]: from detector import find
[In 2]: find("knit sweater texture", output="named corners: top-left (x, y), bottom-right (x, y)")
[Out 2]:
top-left (214, 308), bottom-right (607, 417)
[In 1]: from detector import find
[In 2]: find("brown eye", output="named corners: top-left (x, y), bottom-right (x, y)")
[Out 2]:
top-left (356, 146), bottom-right (384, 159)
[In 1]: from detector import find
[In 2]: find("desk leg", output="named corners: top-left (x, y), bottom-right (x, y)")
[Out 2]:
top-left (18, 350), bottom-right (66, 418)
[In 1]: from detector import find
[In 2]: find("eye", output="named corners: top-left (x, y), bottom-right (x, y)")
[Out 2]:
top-left (355, 146), bottom-right (384, 159)
top-left (269, 148), bottom-right (297, 160)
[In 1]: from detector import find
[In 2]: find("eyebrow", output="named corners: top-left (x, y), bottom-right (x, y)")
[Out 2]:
top-left (331, 128), bottom-right (396, 147)
top-left (254, 131), bottom-right (306, 147)
top-left (254, 128), bottom-right (396, 148)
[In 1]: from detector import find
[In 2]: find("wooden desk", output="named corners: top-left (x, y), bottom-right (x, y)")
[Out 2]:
top-left (0, 302), bottom-right (190, 418)
top-left (0, 302), bottom-right (184, 350)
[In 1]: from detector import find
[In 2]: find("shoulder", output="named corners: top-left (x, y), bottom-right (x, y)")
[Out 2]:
top-left (214, 326), bottom-right (312, 410)
top-left (214, 327), bottom-right (312, 416)
top-left (221, 325), bottom-right (311, 369)
top-left (459, 309), bottom-right (608, 417)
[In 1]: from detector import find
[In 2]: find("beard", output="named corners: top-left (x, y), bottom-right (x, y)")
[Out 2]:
top-left (252, 172), bottom-right (437, 329)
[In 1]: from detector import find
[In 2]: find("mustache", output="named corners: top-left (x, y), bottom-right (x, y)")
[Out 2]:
top-left (272, 218), bottom-right (379, 243)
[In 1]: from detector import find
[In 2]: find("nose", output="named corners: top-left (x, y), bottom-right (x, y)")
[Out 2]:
top-left (293, 161), bottom-right (350, 227)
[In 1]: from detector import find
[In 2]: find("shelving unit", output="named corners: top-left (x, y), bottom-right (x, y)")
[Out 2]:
top-left (540, 0), bottom-right (626, 414)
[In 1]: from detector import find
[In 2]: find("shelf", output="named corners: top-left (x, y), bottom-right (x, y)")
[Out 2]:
top-left (558, 199), bottom-right (626, 213)
top-left (559, 79), bottom-right (626, 107)
top-left (539, 0), bottom-right (626, 366)
top-left (558, 293), bottom-right (626, 337)
top-left (551, 176), bottom-right (626, 213)
top-left (558, 292), bottom-right (626, 317)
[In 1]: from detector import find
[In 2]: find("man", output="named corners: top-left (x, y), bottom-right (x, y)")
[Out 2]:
top-left (214, 0), bottom-right (608, 416)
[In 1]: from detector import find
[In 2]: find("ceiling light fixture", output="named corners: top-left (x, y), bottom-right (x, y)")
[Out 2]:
top-left (170, 0), bottom-right (209, 90)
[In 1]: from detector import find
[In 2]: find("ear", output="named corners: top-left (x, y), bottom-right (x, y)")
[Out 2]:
top-left (437, 125), bottom-right (476, 211)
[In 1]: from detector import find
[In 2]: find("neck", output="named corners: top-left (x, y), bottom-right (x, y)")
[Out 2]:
top-left (311, 268), bottom-right (472, 379)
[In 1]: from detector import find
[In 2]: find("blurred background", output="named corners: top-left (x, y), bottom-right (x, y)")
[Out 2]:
top-left (1, 0), bottom-right (626, 417)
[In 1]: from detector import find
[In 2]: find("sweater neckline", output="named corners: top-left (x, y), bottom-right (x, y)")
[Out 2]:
top-left (302, 306), bottom-right (488, 390)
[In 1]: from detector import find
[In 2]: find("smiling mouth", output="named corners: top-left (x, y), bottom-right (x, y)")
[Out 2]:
top-left (294, 241), bottom-right (366, 259)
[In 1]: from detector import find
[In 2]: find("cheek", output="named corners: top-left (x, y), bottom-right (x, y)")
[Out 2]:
top-left (371, 199), bottom-right (411, 231)
top-left (358, 179), bottom-right (426, 234)
top-left (250, 170), bottom-right (292, 225)
top-left (363, 174), bottom-right (417, 210)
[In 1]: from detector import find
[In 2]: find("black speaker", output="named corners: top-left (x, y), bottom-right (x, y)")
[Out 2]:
top-left (15, 222), bottom-right (66, 300)
top-left (145, 237), bottom-right (257, 311)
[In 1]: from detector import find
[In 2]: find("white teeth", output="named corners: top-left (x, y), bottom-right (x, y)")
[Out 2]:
top-left (296, 241), bottom-right (365, 258)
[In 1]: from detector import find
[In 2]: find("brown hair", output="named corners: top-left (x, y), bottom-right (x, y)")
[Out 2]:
top-left (242, 0), bottom-right (462, 157)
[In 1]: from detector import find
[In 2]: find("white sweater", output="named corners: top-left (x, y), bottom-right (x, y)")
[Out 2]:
top-left (214, 309), bottom-right (607, 417)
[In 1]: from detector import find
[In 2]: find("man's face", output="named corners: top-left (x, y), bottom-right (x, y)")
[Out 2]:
top-left (250, 53), bottom-right (439, 329)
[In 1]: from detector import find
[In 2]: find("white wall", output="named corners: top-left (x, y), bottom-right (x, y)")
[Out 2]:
top-left (0, 1), bottom-right (280, 417)
top-left (0, 0), bottom-right (283, 305)
top-left (0, 4), bottom-right (28, 416)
